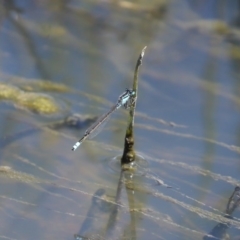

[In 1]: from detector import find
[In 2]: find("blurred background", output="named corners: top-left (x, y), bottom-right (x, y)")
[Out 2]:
top-left (0, 0), bottom-right (240, 239)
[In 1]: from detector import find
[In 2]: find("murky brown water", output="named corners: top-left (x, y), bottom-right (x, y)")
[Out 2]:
top-left (1, 0), bottom-right (240, 239)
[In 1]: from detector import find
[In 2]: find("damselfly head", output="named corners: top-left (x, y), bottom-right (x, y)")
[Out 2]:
top-left (125, 88), bottom-right (135, 96)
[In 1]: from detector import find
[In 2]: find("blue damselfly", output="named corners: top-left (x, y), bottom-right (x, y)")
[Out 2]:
top-left (72, 89), bottom-right (135, 151)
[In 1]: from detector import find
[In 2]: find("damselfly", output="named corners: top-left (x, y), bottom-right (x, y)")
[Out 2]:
top-left (72, 89), bottom-right (135, 151)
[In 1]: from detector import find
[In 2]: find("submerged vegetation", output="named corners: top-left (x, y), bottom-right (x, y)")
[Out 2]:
top-left (0, 83), bottom-right (60, 114)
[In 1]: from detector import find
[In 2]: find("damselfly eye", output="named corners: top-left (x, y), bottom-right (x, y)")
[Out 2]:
top-left (128, 90), bottom-right (135, 96)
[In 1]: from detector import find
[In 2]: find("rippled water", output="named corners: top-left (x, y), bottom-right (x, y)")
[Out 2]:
top-left (0, 0), bottom-right (240, 239)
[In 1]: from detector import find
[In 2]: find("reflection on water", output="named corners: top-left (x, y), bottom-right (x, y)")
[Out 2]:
top-left (1, 0), bottom-right (240, 239)
top-left (74, 188), bottom-right (110, 240)
top-left (203, 187), bottom-right (240, 240)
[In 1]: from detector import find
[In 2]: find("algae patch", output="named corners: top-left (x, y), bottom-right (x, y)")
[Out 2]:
top-left (0, 83), bottom-right (59, 114)
top-left (0, 166), bottom-right (42, 184)
top-left (20, 80), bottom-right (71, 93)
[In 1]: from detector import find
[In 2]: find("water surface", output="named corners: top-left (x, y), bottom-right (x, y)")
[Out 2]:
top-left (0, 0), bottom-right (240, 239)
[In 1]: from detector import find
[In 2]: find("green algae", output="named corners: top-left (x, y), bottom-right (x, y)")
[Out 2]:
top-left (0, 83), bottom-right (59, 114)
top-left (20, 80), bottom-right (71, 93)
